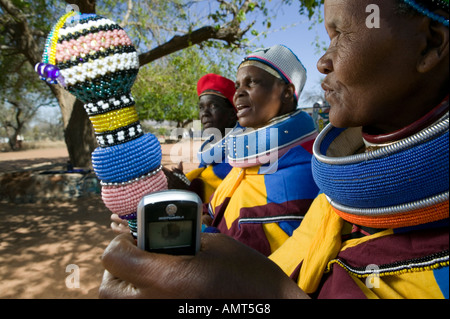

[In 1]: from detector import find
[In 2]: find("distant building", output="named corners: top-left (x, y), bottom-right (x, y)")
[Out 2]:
top-left (301, 100), bottom-right (330, 132)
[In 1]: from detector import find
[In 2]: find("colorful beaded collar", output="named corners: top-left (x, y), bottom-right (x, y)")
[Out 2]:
top-left (197, 123), bottom-right (242, 167)
top-left (227, 110), bottom-right (317, 168)
top-left (312, 112), bottom-right (449, 229)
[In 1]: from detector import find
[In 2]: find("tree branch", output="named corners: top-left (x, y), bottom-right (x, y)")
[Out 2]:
top-left (0, 44), bottom-right (16, 50)
top-left (139, 26), bottom-right (211, 66)
top-left (0, 0), bottom-right (27, 21)
top-left (138, 0), bottom-right (258, 66)
top-left (0, 0), bottom-right (42, 65)
top-left (120, 0), bottom-right (133, 28)
top-left (139, 21), bottom-right (249, 66)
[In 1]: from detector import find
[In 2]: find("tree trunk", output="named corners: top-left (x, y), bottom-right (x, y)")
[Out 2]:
top-left (64, 99), bottom-right (97, 168)
top-left (53, 85), bottom-right (97, 168)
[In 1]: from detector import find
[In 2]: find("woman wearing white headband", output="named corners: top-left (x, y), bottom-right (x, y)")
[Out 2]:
top-left (203, 45), bottom-right (319, 256)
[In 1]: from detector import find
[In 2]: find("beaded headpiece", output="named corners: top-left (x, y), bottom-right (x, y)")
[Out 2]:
top-left (403, 0), bottom-right (449, 26)
top-left (36, 12), bottom-right (168, 237)
top-left (239, 45), bottom-right (307, 104)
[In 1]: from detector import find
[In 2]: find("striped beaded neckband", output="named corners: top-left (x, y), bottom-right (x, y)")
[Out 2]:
top-left (312, 109), bottom-right (449, 229)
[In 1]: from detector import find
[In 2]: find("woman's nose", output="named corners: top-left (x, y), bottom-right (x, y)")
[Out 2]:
top-left (317, 51), bottom-right (333, 75)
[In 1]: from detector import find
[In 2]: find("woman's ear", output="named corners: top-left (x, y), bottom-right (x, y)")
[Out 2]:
top-left (286, 83), bottom-right (297, 110)
top-left (282, 83), bottom-right (296, 102)
top-left (418, 13), bottom-right (449, 73)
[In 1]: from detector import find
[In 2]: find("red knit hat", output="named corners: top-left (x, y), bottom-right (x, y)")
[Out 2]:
top-left (197, 73), bottom-right (236, 112)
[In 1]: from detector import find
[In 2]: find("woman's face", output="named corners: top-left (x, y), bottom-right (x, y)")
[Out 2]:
top-left (233, 65), bottom-right (289, 128)
top-left (198, 94), bottom-right (237, 135)
top-left (318, 0), bottom-right (427, 133)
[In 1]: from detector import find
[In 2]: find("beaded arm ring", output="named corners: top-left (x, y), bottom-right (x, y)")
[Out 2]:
top-left (35, 12), bottom-right (168, 237)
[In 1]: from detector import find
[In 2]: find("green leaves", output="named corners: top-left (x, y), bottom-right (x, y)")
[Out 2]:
top-left (296, 0), bottom-right (324, 19)
top-left (132, 46), bottom-right (239, 127)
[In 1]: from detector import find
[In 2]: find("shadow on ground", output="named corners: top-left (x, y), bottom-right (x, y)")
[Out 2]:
top-left (0, 195), bottom-right (115, 299)
top-left (0, 142), bottom-right (199, 299)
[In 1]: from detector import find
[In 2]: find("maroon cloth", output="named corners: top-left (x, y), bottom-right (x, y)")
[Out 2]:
top-left (212, 199), bottom-right (313, 256)
top-left (317, 225), bottom-right (449, 299)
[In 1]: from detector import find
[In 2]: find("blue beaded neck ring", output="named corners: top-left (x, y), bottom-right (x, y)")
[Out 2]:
top-left (403, 0), bottom-right (449, 27)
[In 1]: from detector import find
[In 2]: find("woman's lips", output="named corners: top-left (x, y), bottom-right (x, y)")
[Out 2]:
top-left (321, 82), bottom-right (335, 101)
top-left (236, 104), bottom-right (251, 118)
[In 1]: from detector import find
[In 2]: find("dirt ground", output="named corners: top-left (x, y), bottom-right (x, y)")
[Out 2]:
top-left (0, 141), bottom-right (199, 299)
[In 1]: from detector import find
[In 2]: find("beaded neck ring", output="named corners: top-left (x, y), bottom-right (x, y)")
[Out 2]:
top-left (403, 0), bottom-right (449, 27)
top-left (36, 12), bottom-right (169, 237)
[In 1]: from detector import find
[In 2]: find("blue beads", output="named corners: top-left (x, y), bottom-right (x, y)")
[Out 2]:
top-left (403, 0), bottom-right (449, 27)
top-left (34, 62), bottom-right (64, 85)
top-left (312, 127), bottom-right (449, 209)
top-left (92, 133), bottom-right (162, 183)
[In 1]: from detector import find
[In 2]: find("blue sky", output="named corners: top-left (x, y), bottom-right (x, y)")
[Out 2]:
top-left (249, 2), bottom-right (329, 107)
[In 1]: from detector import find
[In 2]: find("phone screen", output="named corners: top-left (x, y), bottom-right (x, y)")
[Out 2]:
top-left (147, 220), bottom-right (193, 249)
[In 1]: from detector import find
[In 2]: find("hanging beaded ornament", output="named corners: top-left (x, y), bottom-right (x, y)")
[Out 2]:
top-left (36, 12), bottom-right (168, 237)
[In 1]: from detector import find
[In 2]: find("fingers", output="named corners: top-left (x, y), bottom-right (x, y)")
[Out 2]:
top-left (101, 233), bottom-right (189, 293)
top-left (99, 270), bottom-right (141, 299)
top-left (100, 232), bottom-right (308, 299)
top-left (101, 233), bottom-right (149, 284)
top-left (110, 221), bottom-right (129, 234)
top-left (161, 166), bottom-right (171, 174)
top-left (110, 214), bottom-right (130, 234)
top-left (201, 214), bottom-right (213, 226)
top-left (100, 233), bottom-right (220, 299)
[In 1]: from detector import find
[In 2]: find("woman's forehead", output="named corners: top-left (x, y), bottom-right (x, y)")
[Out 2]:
top-left (236, 65), bottom-right (277, 81)
top-left (324, 0), bottom-right (376, 21)
top-left (199, 93), bottom-right (228, 105)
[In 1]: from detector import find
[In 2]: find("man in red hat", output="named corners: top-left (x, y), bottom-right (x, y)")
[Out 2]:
top-left (196, 73), bottom-right (238, 138)
top-left (186, 74), bottom-right (238, 204)
top-left (166, 73), bottom-right (238, 205)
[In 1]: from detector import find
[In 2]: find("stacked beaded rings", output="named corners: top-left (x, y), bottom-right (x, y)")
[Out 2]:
top-left (36, 12), bottom-right (168, 237)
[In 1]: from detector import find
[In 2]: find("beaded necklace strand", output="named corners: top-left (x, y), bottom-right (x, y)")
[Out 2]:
top-left (403, 0), bottom-right (449, 27)
top-left (43, 11), bottom-right (77, 65)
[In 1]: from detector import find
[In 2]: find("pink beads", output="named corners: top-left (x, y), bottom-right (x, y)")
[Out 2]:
top-left (55, 29), bottom-right (132, 63)
top-left (101, 169), bottom-right (168, 217)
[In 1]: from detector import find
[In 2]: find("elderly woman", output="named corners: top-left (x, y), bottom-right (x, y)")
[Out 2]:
top-left (100, 0), bottom-right (448, 299)
top-left (205, 45), bottom-right (320, 256)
